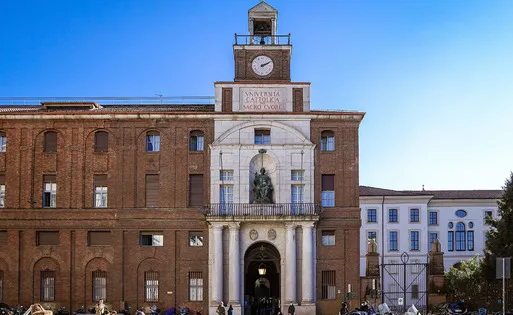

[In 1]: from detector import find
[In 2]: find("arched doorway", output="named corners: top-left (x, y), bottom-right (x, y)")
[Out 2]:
top-left (244, 242), bottom-right (280, 315)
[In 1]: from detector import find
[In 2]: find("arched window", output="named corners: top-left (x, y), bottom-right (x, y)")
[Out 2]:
top-left (94, 131), bottom-right (109, 152)
top-left (455, 222), bottom-right (466, 251)
top-left (146, 131), bottom-right (160, 152)
top-left (321, 130), bottom-right (335, 151)
top-left (44, 131), bottom-right (57, 153)
top-left (190, 130), bottom-right (204, 151)
top-left (92, 270), bottom-right (107, 301)
top-left (0, 131), bottom-right (6, 152)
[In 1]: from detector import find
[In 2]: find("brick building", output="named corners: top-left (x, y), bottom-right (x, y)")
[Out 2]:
top-left (0, 2), bottom-right (364, 315)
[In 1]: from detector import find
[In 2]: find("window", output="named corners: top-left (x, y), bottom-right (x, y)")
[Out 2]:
top-left (254, 129), bottom-right (270, 145)
top-left (94, 175), bottom-right (108, 208)
top-left (220, 185), bottom-right (233, 215)
top-left (291, 184), bottom-right (304, 204)
top-left (367, 209), bottom-right (377, 223)
top-left (37, 231), bottom-right (59, 246)
top-left (189, 232), bottom-right (204, 247)
top-left (94, 131), bottom-right (109, 152)
top-left (291, 170), bottom-right (304, 181)
top-left (429, 211), bottom-right (438, 225)
top-left (189, 175), bottom-right (204, 207)
top-left (144, 271), bottom-right (159, 302)
top-left (320, 130), bottom-right (335, 151)
top-left (43, 175), bottom-right (57, 208)
top-left (321, 270), bottom-right (336, 299)
top-left (145, 174), bottom-right (159, 207)
top-left (429, 233), bottom-right (438, 251)
top-left (44, 131), bottom-right (57, 153)
top-left (146, 132), bottom-right (160, 152)
top-left (0, 132), bottom-right (5, 152)
top-left (367, 231), bottom-right (377, 242)
top-left (410, 209), bottom-right (419, 223)
top-left (92, 270), bottom-right (107, 301)
top-left (190, 131), bottom-right (204, 151)
top-left (322, 230), bottom-right (335, 246)
top-left (0, 175), bottom-right (5, 208)
top-left (321, 175), bottom-right (335, 207)
top-left (467, 230), bottom-right (474, 251)
top-left (484, 211), bottom-right (493, 224)
top-left (389, 231), bottom-right (398, 251)
top-left (0, 270), bottom-right (3, 301)
top-left (448, 222), bottom-right (454, 229)
top-left (410, 231), bottom-right (419, 251)
top-left (41, 270), bottom-right (55, 301)
top-left (411, 284), bottom-right (419, 299)
top-left (140, 232), bottom-right (163, 247)
top-left (220, 170), bottom-right (234, 181)
top-left (448, 231), bottom-right (454, 251)
top-left (189, 272), bottom-right (204, 301)
top-left (456, 210), bottom-right (467, 218)
top-left (388, 209), bottom-right (398, 223)
top-left (88, 231), bottom-right (111, 246)
top-left (456, 222), bottom-right (466, 251)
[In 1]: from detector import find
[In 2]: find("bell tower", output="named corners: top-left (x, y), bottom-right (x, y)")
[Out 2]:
top-left (234, 1), bottom-right (291, 81)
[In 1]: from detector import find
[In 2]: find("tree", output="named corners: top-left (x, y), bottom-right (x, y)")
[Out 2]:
top-left (445, 255), bottom-right (483, 306)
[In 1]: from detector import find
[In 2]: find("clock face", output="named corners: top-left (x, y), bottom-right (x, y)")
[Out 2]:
top-left (252, 55), bottom-right (274, 76)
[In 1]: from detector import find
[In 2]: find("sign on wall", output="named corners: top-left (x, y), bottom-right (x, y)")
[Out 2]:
top-left (239, 87), bottom-right (289, 112)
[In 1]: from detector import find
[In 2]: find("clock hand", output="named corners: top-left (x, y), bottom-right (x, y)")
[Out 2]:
top-left (261, 61), bottom-right (272, 67)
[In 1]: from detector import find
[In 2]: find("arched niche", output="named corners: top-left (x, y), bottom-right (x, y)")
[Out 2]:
top-left (249, 153), bottom-right (276, 203)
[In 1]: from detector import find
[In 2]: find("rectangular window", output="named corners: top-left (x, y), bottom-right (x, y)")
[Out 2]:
top-left (456, 230), bottom-right (465, 251)
top-left (321, 230), bottom-right (335, 246)
top-left (254, 129), bottom-right (270, 145)
top-left (0, 175), bottom-right (5, 208)
top-left (0, 132), bottom-right (5, 152)
top-left (484, 210), bottom-right (493, 224)
top-left (448, 231), bottom-right (454, 251)
top-left (467, 231), bottom-right (474, 251)
top-left (388, 209), bottom-right (398, 223)
top-left (146, 134), bottom-right (160, 152)
top-left (88, 231), bottom-right (111, 246)
top-left (189, 231), bottom-right (204, 247)
top-left (321, 131), bottom-right (335, 151)
top-left (37, 231), bottom-right (59, 246)
top-left (189, 272), bottom-right (204, 301)
top-left (291, 170), bottom-right (305, 181)
top-left (92, 270), bottom-right (107, 301)
top-left (291, 184), bottom-right (304, 204)
top-left (389, 231), bottom-right (398, 251)
top-left (43, 175), bottom-right (57, 208)
top-left (94, 132), bottom-right (109, 153)
top-left (321, 270), bottom-right (336, 299)
top-left (410, 231), bottom-right (419, 251)
top-left (0, 231), bottom-right (6, 246)
top-left (429, 233), bottom-right (438, 251)
top-left (429, 211), bottom-right (438, 225)
top-left (145, 174), bottom-right (159, 207)
top-left (220, 170), bottom-right (234, 181)
top-left (94, 175), bottom-right (108, 208)
top-left (410, 209), bottom-right (419, 223)
top-left (367, 209), bottom-right (377, 223)
top-left (220, 184), bottom-right (233, 215)
top-left (411, 284), bottom-right (419, 299)
top-left (140, 232), bottom-right (163, 247)
top-left (190, 134), bottom-right (204, 152)
top-left (321, 174), bottom-right (335, 207)
top-left (41, 270), bottom-right (56, 301)
top-left (145, 271), bottom-right (159, 302)
top-left (44, 132), bottom-right (57, 153)
top-left (189, 174), bottom-right (204, 207)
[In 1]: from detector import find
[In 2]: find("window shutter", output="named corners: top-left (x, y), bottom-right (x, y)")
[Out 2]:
top-left (88, 231), bottom-right (111, 246)
top-left (44, 132), bottom-right (57, 152)
top-left (322, 175), bottom-right (334, 191)
top-left (38, 231), bottom-right (59, 245)
top-left (94, 175), bottom-right (107, 187)
top-left (145, 174), bottom-right (159, 207)
top-left (95, 132), bottom-right (109, 152)
top-left (189, 175), bottom-right (203, 206)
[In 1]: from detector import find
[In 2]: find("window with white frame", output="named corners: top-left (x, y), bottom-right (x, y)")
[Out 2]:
top-left (321, 174), bottom-right (335, 207)
top-left (291, 170), bottom-right (305, 181)
top-left (367, 209), bottom-right (377, 222)
top-left (220, 170), bottom-right (234, 181)
top-left (254, 129), bottom-right (270, 145)
top-left (92, 270), bottom-right (107, 301)
top-left (94, 175), bottom-right (108, 208)
top-left (146, 131), bottom-right (160, 152)
top-left (0, 132), bottom-right (5, 152)
top-left (190, 131), bottom-right (204, 152)
top-left (144, 271), bottom-right (159, 302)
top-left (467, 230), bottom-right (474, 251)
top-left (189, 231), bottom-right (204, 247)
top-left (291, 185), bottom-right (304, 204)
top-left (320, 130), bottom-right (335, 151)
top-left (388, 209), bottom-right (398, 223)
top-left (41, 270), bottom-right (55, 301)
top-left (429, 211), bottom-right (438, 225)
top-left (140, 232), bottom-right (163, 247)
top-left (456, 222), bottom-right (466, 251)
top-left (410, 231), bottom-right (419, 251)
top-left (0, 175), bottom-right (5, 208)
top-left (189, 272), bottom-right (203, 301)
top-left (448, 231), bottom-right (454, 251)
top-left (389, 231), bottom-right (398, 251)
top-left (43, 175), bottom-right (57, 208)
top-left (220, 185), bottom-right (233, 215)
top-left (410, 209), bottom-right (419, 223)
top-left (321, 230), bottom-right (335, 246)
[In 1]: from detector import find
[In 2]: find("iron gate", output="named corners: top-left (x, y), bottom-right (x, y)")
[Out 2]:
top-left (380, 252), bottom-right (429, 313)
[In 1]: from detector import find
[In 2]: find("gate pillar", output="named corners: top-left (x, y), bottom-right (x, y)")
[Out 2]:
top-left (428, 239), bottom-right (446, 306)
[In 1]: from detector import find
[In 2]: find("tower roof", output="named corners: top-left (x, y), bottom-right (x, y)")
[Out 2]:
top-left (249, 1), bottom-right (277, 14)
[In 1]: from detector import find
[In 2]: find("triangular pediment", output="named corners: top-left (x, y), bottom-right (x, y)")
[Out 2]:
top-left (249, 1), bottom-right (277, 13)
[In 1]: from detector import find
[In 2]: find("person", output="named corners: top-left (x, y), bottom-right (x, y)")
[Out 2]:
top-left (287, 303), bottom-right (295, 315)
top-left (97, 300), bottom-right (105, 315)
top-left (227, 305), bottom-right (233, 315)
top-left (253, 168), bottom-right (273, 204)
top-left (216, 303), bottom-right (225, 315)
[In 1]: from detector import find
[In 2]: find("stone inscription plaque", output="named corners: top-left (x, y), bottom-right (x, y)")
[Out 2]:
top-left (239, 87), bottom-right (289, 112)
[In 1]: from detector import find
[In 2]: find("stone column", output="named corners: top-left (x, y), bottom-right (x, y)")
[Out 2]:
top-left (302, 222), bottom-right (314, 303)
top-left (229, 223), bottom-right (241, 304)
top-left (285, 223), bottom-right (297, 303)
top-left (211, 224), bottom-right (224, 303)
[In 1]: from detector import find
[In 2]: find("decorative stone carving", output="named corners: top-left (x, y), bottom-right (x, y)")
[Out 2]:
top-left (250, 229), bottom-right (259, 240)
top-left (267, 229), bottom-right (276, 240)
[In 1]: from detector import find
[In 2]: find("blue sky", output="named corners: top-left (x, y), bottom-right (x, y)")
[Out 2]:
top-left (1, 0), bottom-right (512, 190)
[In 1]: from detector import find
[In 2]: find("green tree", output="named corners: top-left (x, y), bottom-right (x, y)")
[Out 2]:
top-left (445, 255), bottom-right (483, 306)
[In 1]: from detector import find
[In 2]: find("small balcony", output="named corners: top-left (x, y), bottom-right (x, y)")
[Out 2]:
top-left (234, 34), bottom-right (291, 46)
top-left (201, 203), bottom-right (321, 221)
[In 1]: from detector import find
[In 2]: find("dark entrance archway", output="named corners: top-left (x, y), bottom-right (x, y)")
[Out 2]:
top-left (244, 242), bottom-right (281, 315)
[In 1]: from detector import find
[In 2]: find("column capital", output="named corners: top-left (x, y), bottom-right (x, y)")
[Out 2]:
top-left (285, 222), bottom-right (297, 230)
top-left (210, 223), bottom-right (224, 231)
top-left (228, 222), bottom-right (241, 230)
top-left (301, 221), bottom-right (315, 229)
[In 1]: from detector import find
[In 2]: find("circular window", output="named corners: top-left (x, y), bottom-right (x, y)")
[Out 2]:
top-left (469, 222), bottom-right (474, 228)
top-left (455, 210), bottom-right (467, 218)
top-left (448, 222), bottom-right (454, 229)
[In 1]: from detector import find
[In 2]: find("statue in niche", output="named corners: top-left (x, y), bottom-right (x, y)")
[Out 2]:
top-left (253, 168), bottom-right (274, 204)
